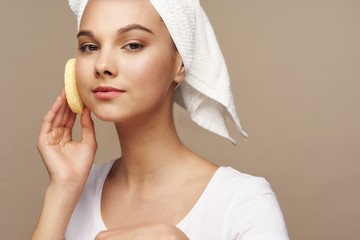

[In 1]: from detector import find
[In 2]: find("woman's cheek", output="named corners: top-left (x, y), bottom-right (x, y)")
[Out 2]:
top-left (125, 56), bottom-right (156, 82)
top-left (127, 53), bottom-right (174, 86)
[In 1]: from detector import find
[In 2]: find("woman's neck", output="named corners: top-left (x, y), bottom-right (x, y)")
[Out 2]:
top-left (111, 112), bottom-right (189, 187)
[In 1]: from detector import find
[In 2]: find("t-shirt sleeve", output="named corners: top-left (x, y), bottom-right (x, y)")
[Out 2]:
top-left (225, 178), bottom-right (289, 240)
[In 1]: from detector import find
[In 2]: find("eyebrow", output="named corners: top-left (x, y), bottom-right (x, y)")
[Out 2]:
top-left (117, 24), bottom-right (154, 35)
top-left (77, 24), bottom-right (154, 38)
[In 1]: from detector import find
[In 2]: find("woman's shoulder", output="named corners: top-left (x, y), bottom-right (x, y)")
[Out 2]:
top-left (211, 166), bottom-right (274, 197)
top-left (191, 165), bottom-right (279, 218)
top-left (217, 167), bottom-right (289, 238)
top-left (204, 166), bottom-right (284, 219)
top-left (178, 166), bottom-right (288, 239)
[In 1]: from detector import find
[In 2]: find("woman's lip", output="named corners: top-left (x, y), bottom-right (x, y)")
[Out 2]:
top-left (92, 86), bottom-right (126, 93)
top-left (92, 86), bottom-right (125, 100)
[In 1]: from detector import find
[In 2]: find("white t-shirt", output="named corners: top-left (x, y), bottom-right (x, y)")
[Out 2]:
top-left (65, 160), bottom-right (289, 240)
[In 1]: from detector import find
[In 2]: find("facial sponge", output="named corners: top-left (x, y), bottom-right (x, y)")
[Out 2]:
top-left (64, 58), bottom-right (84, 113)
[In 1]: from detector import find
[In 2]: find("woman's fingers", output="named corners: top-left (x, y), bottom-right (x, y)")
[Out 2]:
top-left (39, 95), bottom-right (63, 138)
top-left (64, 105), bottom-right (77, 130)
top-left (38, 89), bottom-right (97, 156)
top-left (52, 92), bottom-right (68, 128)
top-left (38, 90), bottom-right (76, 146)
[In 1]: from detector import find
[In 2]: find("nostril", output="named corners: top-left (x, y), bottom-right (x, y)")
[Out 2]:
top-left (104, 70), bottom-right (112, 76)
top-left (95, 70), bottom-right (112, 78)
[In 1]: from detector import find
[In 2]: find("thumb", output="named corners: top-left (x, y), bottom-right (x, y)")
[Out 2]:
top-left (80, 107), bottom-right (97, 148)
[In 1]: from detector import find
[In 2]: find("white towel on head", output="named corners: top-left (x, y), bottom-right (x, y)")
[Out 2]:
top-left (68, 0), bottom-right (248, 144)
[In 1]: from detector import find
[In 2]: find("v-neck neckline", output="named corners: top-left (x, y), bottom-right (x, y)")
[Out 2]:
top-left (94, 160), bottom-right (225, 230)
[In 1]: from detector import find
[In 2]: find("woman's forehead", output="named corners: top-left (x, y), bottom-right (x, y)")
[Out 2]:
top-left (80, 0), bottom-right (163, 28)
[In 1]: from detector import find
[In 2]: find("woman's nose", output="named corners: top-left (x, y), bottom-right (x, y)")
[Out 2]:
top-left (94, 52), bottom-right (118, 79)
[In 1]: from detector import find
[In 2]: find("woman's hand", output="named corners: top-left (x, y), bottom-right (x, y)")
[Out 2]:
top-left (95, 223), bottom-right (189, 240)
top-left (37, 89), bottom-right (97, 188)
top-left (31, 90), bottom-right (97, 240)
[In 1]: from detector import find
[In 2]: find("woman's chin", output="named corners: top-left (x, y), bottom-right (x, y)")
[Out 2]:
top-left (91, 109), bottom-right (133, 124)
top-left (93, 112), bottom-right (118, 122)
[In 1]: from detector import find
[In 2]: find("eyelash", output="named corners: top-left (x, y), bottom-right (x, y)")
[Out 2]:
top-left (79, 44), bottom-right (99, 53)
top-left (79, 42), bottom-right (144, 53)
top-left (122, 43), bottom-right (144, 51)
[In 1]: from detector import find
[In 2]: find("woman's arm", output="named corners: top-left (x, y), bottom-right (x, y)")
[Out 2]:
top-left (31, 182), bottom-right (84, 240)
top-left (95, 223), bottom-right (189, 240)
top-left (31, 90), bottom-right (97, 240)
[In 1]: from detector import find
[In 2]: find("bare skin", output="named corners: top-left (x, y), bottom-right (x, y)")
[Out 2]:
top-left (31, 0), bottom-right (218, 239)
top-left (32, 91), bottom-right (97, 239)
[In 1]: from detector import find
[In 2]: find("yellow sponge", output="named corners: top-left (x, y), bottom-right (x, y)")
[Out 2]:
top-left (64, 58), bottom-right (84, 113)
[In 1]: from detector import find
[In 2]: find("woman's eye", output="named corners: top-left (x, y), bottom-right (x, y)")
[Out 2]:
top-left (79, 44), bottom-right (99, 52)
top-left (123, 43), bottom-right (144, 51)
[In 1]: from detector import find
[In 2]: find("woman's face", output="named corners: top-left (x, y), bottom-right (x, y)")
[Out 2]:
top-left (76, 0), bottom-right (184, 123)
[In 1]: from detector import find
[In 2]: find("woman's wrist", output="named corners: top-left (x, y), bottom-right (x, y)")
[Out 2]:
top-left (46, 181), bottom-right (84, 205)
top-left (30, 182), bottom-right (84, 240)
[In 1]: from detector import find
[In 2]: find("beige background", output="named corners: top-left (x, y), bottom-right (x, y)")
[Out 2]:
top-left (1, 0), bottom-right (359, 239)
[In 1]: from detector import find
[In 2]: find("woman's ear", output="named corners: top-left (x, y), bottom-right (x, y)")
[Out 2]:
top-left (174, 53), bottom-right (185, 84)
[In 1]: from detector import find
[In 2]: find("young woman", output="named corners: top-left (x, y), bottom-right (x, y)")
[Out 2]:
top-left (31, 0), bottom-right (289, 239)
